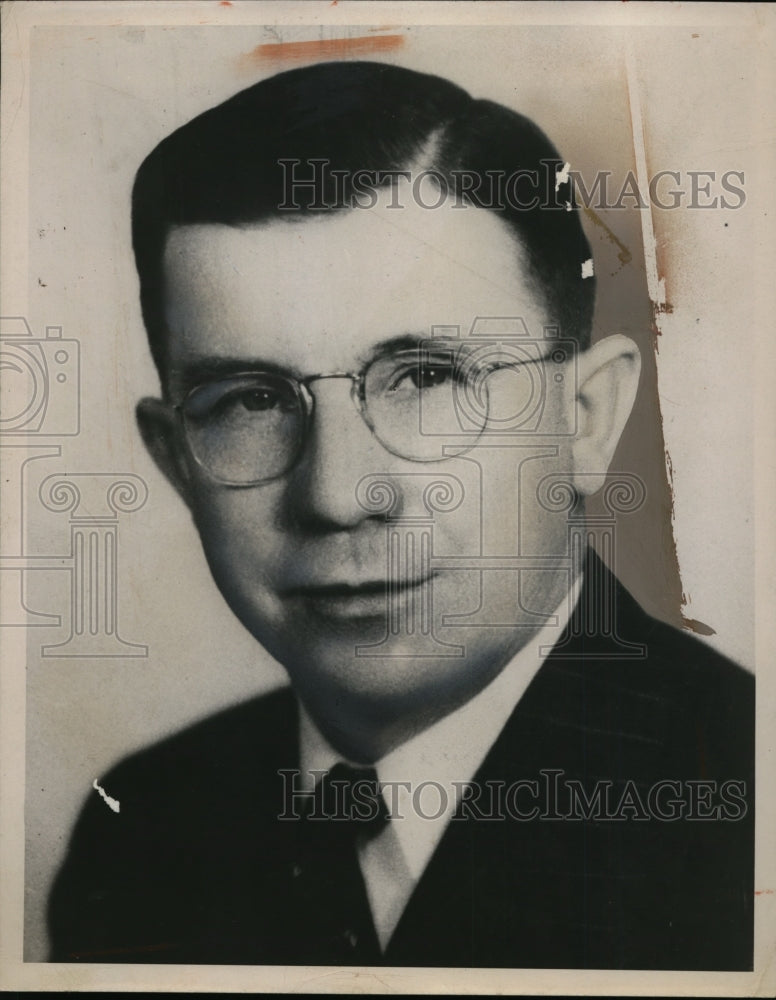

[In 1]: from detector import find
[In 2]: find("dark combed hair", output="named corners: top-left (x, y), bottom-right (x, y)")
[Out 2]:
top-left (132, 60), bottom-right (595, 378)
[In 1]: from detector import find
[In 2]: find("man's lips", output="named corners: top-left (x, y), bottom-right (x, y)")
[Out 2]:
top-left (280, 576), bottom-right (434, 621)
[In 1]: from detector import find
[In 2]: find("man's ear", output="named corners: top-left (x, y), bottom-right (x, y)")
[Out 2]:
top-left (136, 397), bottom-right (193, 507)
top-left (571, 334), bottom-right (641, 495)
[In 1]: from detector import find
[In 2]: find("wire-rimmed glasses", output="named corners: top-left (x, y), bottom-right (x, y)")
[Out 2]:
top-left (173, 342), bottom-right (550, 486)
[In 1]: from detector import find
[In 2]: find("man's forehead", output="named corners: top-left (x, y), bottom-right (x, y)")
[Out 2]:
top-left (161, 194), bottom-right (549, 374)
top-left (163, 186), bottom-right (531, 280)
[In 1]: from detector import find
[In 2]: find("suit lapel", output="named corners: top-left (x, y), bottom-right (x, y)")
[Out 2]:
top-left (384, 556), bottom-right (660, 967)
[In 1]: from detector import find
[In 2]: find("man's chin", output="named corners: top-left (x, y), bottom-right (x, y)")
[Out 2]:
top-left (284, 645), bottom-right (501, 763)
top-left (278, 632), bottom-right (487, 707)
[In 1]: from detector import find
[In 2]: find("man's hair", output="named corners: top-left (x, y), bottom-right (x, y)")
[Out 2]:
top-left (132, 60), bottom-right (595, 379)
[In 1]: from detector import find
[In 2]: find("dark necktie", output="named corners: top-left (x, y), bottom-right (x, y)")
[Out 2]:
top-left (283, 764), bottom-right (389, 964)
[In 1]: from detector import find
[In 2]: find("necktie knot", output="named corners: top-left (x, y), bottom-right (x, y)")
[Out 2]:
top-left (306, 763), bottom-right (388, 839)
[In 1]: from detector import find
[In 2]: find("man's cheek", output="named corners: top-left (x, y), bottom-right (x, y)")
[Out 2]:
top-left (191, 505), bottom-right (277, 598)
top-left (203, 547), bottom-right (287, 646)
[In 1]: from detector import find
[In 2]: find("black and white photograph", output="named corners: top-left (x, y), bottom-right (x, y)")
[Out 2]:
top-left (1, 1), bottom-right (774, 994)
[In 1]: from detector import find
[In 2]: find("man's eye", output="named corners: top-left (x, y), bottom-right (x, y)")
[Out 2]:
top-left (237, 387), bottom-right (283, 412)
top-left (391, 361), bottom-right (456, 392)
top-left (186, 378), bottom-right (297, 422)
top-left (412, 364), bottom-right (453, 389)
top-left (221, 382), bottom-right (298, 416)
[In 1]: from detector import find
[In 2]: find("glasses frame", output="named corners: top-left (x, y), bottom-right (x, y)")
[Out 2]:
top-left (172, 347), bottom-right (555, 487)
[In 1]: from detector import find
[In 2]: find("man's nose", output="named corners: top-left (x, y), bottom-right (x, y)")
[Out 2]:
top-left (285, 378), bottom-right (402, 529)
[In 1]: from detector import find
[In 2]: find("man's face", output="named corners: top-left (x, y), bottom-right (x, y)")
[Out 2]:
top-left (157, 190), bottom-right (576, 757)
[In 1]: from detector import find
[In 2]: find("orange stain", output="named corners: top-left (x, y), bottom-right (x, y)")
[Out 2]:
top-left (240, 33), bottom-right (405, 66)
top-left (582, 206), bottom-right (632, 273)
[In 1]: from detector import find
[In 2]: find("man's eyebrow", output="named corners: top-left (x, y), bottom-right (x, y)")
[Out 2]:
top-left (366, 333), bottom-right (454, 361)
top-left (167, 357), bottom-right (293, 396)
top-left (167, 334), bottom-right (450, 395)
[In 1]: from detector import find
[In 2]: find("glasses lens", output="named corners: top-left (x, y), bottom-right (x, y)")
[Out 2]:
top-left (182, 373), bottom-right (303, 484)
top-left (455, 344), bottom-right (547, 431)
top-left (364, 346), bottom-right (490, 461)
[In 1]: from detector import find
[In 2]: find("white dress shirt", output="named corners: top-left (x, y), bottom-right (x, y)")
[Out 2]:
top-left (298, 576), bottom-right (581, 951)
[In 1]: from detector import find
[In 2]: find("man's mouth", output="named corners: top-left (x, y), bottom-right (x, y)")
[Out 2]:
top-left (281, 576), bottom-right (434, 622)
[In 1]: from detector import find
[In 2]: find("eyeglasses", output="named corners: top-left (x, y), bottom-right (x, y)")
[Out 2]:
top-left (173, 343), bottom-right (552, 486)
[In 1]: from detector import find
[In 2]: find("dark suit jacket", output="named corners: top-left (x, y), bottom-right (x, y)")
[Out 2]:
top-left (48, 560), bottom-right (754, 969)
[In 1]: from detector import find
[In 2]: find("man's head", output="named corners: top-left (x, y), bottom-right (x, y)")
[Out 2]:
top-left (133, 61), bottom-right (640, 761)
top-left (132, 60), bottom-right (596, 380)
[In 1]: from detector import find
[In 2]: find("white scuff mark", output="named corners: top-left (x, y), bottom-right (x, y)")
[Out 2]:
top-left (93, 778), bottom-right (120, 813)
top-left (625, 42), bottom-right (666, 316)
top-left (564, 201), bottom-right (573, 212)
top-left (581, 258), bottom-right (595, 279)
top-left (555, 161), bottom-right (571, 192)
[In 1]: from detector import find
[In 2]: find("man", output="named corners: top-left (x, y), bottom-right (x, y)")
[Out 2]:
top-left (48, 61), bottom-right (753, 969)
